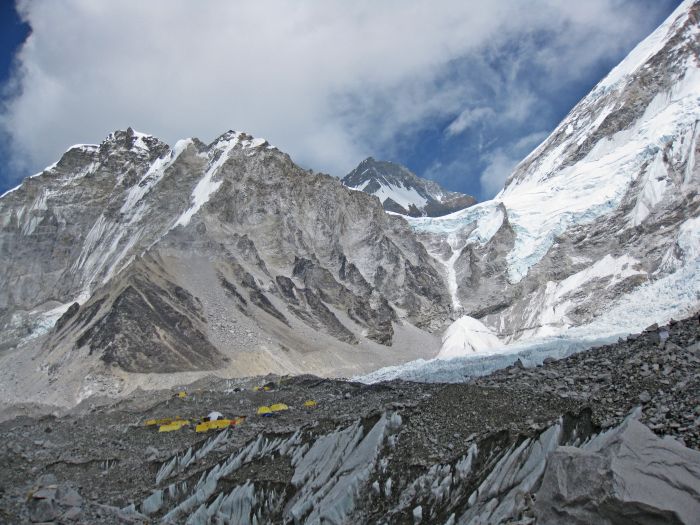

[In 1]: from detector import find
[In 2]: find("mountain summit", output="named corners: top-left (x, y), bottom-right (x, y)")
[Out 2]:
top-left (341, 157), bottom-right (476, 217)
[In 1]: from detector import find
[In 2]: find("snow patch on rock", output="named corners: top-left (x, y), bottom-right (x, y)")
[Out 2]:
top-left (173, 136), bottom-right (240, 228)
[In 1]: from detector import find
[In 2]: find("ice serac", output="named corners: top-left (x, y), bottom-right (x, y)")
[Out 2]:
top-left (118, 407), bottom-right (700, 524)
top-left (409, 0), bottom-right (700, 348)
top-left (0, 128), bottom-right (451, 406)
top-left (342, 157), bottom-right (476, 217)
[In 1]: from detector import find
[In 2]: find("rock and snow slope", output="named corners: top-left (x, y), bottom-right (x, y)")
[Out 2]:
top-left (1, 1), bottom-right (700, 408)
top-left (410, 0), bottom-right (700, 353)
top-left (0, 128), bottom-right (451, 407)
top-left (342, 157), bottom-right (476, 217)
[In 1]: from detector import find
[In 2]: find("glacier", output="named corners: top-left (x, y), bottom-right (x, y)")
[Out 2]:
top-left (358, 257), bottom-right (700, 384)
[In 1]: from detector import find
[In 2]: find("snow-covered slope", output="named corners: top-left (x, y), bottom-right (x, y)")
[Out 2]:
top-left (342, 157), bottom-right (476, 217)
top-left (437, 316), bottom-right (502, 359)
top-left (409, 0), bottom-right (700, 353)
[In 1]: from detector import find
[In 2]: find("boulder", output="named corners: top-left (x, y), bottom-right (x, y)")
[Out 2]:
top-left (27, 475), bottom-right (84, 523)
top-left (535, 417), bottom-right (700, 524)
top-left (56, 486), bottom-right (83, 507)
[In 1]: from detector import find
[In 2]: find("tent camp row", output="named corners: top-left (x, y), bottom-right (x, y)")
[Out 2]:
top-left (144, 400), bottom-right (318, 432)
top-left (144, 415), bottom-right (246, 433)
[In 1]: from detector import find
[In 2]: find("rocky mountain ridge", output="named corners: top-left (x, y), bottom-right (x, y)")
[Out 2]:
top-left (0, 128), bottom-right (451, 408)
top-left (342, 157), bottom-right (476, 217)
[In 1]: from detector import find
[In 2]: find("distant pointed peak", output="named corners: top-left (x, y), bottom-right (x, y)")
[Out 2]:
top-left (342, 157), bottom-right (475, 217)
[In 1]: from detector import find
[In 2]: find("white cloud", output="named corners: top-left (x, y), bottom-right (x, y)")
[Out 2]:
top-left (0, 0), bottom-right (677, 185)
top-left (480, 152), bottom-right (520, 198)
top-left (480, 131), bottom-right (549, 197)
top-left (446, 107), bottom-right (495, 136)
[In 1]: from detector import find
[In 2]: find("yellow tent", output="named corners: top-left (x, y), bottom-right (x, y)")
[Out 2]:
top-left (257, 406), bottom-right (272, 416)
top-left (196, 419), bottom-right (234, 433)
top-left (145, 417), bottom-right (180, 426)
top-left (270, 403), bottom-right (289, 412)
top-left (159, 420), bottom-right (189, 432)
top-left (177, 391), bottom-right (187, 399)
top-left (303, 400), bottom-right (317, 408)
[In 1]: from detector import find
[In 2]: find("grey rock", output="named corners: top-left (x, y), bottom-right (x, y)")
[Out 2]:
top-left (686, 341), bottom-right (700, 355)
top-left (61, 506), bottom-right (83, 521)
top-left (644, 323), bottom-right (660, 333)
top-left (536, 418), bottom-right (700, 524)
top-left (32, 487), bottom-right (57, 500)
top-left (28, 497), bottom-right (58, 523)
top-left (36, 473), bottom-right (57, 486)
top-left (665, 342), bottom-right (684, 353)
top-left (56, 486), bottom-right (82, 507)
top-left (144, 445), bottom-right (159, 461)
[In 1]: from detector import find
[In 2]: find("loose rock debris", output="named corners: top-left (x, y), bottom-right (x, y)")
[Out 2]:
top-left (0, 315), bottom-right (698, 523)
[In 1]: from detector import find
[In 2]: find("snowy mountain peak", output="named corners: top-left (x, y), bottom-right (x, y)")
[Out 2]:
top-left (491, 0), bottom-right (700, 287)
top-left (399, 0), bottom-right (700, 355)
top-left (210, 129), bottom-right (271, 150)
top-left (101, 127), bottom-right (169, 156)
top-left (597, 0), bottom-right (698, 92)
top-left (341, 157), bottom-right (475, 217)
top-left (505, 0), bottom-right (699, 194)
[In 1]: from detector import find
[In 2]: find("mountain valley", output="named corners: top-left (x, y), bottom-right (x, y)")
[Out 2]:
top-left (1, 1), bottom-right (700, 523)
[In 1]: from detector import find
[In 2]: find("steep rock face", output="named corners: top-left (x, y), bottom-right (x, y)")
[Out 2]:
top-left (0, 129), bottom-right (179, 350)
top-left (0, 128), bottom-right (451, 390)
top-left (49, 256), bottom-right (226, 374)
top-left (410, 0), bottom-right (700, 344)
top-left (342, 157), bottom-right (476, 217)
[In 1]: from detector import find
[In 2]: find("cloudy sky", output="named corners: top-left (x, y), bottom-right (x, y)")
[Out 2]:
top-left (0, 0), bottom-right (682, 200)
